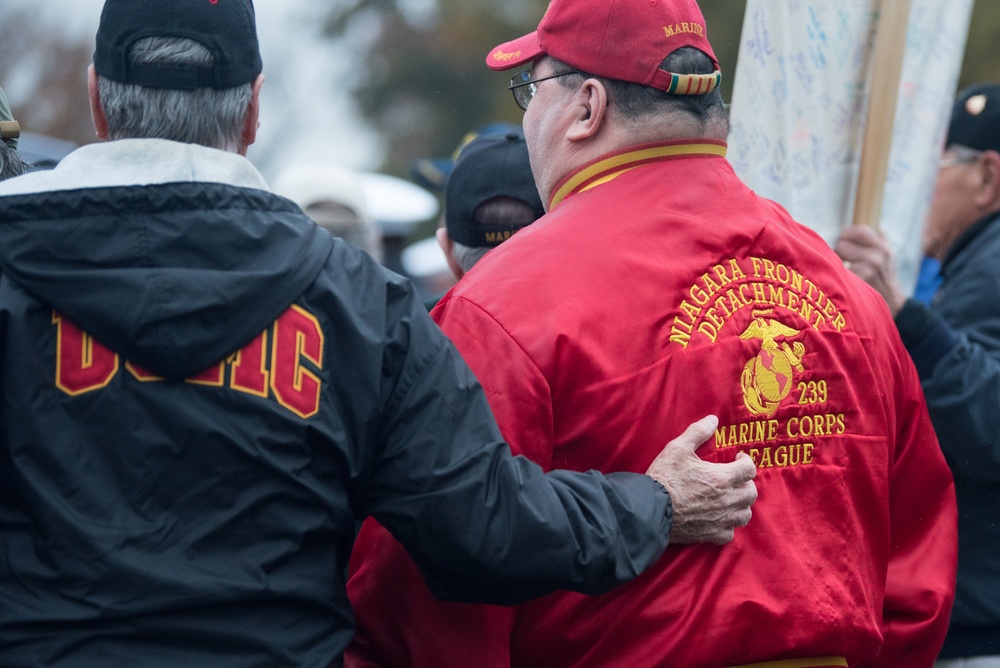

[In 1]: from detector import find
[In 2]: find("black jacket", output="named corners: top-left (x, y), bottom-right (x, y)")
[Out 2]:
top-left (895, 210), bottom-right (1000, 658)
top-left (0, 142), bottom-right (672, 667)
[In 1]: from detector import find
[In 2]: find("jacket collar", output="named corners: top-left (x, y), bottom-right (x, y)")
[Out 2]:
top-left (941, 208), bottom-right (1000, 276)
top-left (548, 139), bottom-right (727, 210)
top-left (0, 138), bottom-right (269, 197)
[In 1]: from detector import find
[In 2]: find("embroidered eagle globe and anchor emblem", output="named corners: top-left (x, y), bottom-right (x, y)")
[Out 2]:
top-left (739, 308), bottom-right (806, 417)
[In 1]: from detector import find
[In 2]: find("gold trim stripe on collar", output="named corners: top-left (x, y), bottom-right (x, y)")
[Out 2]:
top-left (549, 141), bottom-right (727, 209)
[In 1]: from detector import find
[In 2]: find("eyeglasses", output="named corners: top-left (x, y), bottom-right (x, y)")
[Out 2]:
top-left (938, 149), bottom-right (983, 169)
top-left (508, 69), bottom-right (582, 111)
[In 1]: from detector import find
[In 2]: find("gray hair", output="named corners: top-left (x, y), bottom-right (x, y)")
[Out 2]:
top-left (0, 142), bottom-right (27, 181)
top-left (451, 242), bottom-right (491, 274)
top-left (553, 47), bottom-right (730, 136)
top-left (97, 37), bottom-right (253, 151)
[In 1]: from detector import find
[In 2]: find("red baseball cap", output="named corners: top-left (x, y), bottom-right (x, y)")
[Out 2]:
top-left (486, 0), bottom-right (721, 96)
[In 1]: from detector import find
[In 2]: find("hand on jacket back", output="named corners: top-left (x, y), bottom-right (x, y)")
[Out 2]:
top-left (645, 415), bottom-right (758, 546)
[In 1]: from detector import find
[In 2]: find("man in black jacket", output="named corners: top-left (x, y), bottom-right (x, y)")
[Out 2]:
top-left (0, 1), bottom-right (756, 665)
top-left (837, 83), bottom-right (1000, 665)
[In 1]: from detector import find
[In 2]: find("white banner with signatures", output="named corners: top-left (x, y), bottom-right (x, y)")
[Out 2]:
top-left (728, 0), bottom-right (973, 293)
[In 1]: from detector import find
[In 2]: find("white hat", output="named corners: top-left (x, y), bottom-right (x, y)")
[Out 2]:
top-left (272, 163), bottom-right (370, 223)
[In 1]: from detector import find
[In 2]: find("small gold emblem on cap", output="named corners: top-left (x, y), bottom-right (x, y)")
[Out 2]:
top-left (966, 94), bottom-right (988, 116)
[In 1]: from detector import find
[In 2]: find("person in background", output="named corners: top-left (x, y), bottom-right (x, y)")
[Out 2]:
top-left (0, 0), bottom-right (758, 664)
top-left (272, 162), bottom-right (384, 263)
top-left (409, 121), bottom-right (522, 192)
top-left (837, 82), bottom-right (1000, 667)
top-left (425, 129), bottom-right (545, 308)
top-left (347, 0), bottom-right (957, 665)
top-left (0, 85), bottom-right (27, 181)
top-left (436, 130), bottom-right (544, 280)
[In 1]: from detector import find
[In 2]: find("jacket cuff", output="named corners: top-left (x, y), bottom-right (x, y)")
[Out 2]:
top-left (894, 298), bottom-right (958, 380)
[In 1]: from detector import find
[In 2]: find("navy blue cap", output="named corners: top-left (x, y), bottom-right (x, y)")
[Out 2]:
top-left (444, 130), bottom-right (545, 248)
top-left (948, 83), bottom-right (1000, 153)
top-left (94, 0), bottom-right (262, 90)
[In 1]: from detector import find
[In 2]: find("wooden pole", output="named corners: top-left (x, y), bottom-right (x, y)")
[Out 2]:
top-left (851, 0), bottom-right (913, 229)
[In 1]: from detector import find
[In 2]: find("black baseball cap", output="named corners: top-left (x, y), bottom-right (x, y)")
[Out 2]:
top-left (94, 0), bottom-right (263, 90)
top-left (444, 131), bottom-right (545, 248)
top-left (947, 83), bottom-right (1000, 153)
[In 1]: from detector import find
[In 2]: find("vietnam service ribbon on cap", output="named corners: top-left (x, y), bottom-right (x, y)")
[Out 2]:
top-left (661, 71), bottom-right (722, 96)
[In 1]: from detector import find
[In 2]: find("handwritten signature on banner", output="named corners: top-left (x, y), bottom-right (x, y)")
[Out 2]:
top-left (728, 0), bottom-right (973, 294)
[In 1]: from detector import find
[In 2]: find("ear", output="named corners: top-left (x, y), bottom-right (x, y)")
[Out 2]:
top-left (974, 150), bottom-right (1000, 209)
top-left (436, 226), bottom-right (464, 281)
top-left (566, 78), bottom-right (608, 142)
top-left (87, 65), bottom-right (109, 140)
top-left (238, 74), bottom-right (266, 156)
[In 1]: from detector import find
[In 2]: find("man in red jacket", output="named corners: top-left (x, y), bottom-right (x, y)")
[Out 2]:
top-left (347, 0), bottom-right (958, 665)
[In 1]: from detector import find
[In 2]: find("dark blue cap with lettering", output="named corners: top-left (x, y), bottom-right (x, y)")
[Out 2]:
top-left (94, 0), bottom-right (262, 90)
top-left (445, 131), bottom-right (545, 248)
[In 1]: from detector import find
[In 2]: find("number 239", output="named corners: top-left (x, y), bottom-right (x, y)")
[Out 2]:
top-left (797, 380), bottom-right (827, 405)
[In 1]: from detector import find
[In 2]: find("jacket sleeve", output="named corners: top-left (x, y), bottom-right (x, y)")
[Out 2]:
top-left (862, 335), bottom-right (958, 666)
top-left (360, 281), bottom-right (673, 605)
top-left (895, 256), bottom-right (1000, 481)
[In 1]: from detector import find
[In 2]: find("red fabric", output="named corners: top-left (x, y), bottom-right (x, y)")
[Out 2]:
top-left (346, 143), bottom-right (956, 667)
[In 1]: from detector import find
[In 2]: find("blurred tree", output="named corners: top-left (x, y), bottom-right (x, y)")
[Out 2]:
top-left (0, 8), bottom-right (93, 149)
top-left (961, 1), bottom-right (1000, 87)
top-left (327, 0), bottom-right (747, 178)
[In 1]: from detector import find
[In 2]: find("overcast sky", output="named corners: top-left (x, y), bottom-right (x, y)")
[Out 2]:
top-left (2, 0), bottom-right (383, 178)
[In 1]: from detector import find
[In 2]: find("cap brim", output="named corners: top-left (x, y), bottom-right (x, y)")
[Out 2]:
top-left (486, 31), bottom-right (543, 71)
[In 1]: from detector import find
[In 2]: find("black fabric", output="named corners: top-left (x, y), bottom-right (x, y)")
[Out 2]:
top-left (0, 178), bottom-right (672, 666)
top-left (93, 0), bottom-right (263, 89)
top-left (894, 298), bottom-right (957, 380)
top-left (0, 183), bottom-right (329, 380)
top-left (938, 624), bottom-right (1000, 659)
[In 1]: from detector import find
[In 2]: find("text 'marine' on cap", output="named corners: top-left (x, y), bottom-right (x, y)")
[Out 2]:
top-left (94, 0), bottom-right (263, 90)
top-left (948, 83), bottom-right (1000, 155)
top-left (486, 0), bottom-right (721, 96)
top-left (445, 132), bottom-right (545, 248)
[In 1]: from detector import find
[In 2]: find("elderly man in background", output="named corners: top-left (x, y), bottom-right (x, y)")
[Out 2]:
top-left (347, 0), bottom-right (957, 666)
top-left (429, 129), bottom-right (545, 302)
top-left (272, 163), bottom-right (384, 262)
top-left (838, 83), bottom-right (1000, 667)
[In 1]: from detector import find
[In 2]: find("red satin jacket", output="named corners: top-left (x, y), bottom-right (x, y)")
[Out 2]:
top-left (347, 140), bottom-right (957, 667)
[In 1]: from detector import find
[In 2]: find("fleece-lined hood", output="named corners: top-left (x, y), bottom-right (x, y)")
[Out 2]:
top-left (0, 139), bottom-right (333, 379)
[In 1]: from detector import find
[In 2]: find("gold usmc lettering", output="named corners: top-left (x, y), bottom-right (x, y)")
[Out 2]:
top-left (52, 305), bottom-right (325, 419)
top-left (53, 313), bottom-right (119, 396)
